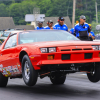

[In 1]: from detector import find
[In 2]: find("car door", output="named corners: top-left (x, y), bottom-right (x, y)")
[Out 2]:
top-left (0, 34), bottom-right (17, 69)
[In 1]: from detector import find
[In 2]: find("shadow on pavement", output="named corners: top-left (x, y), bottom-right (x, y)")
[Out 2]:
top-left (3, 83), bottom-right (99, 98)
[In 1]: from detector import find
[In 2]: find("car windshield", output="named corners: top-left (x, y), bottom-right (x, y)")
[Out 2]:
top-left (19, 30), bottom-right (79, 44)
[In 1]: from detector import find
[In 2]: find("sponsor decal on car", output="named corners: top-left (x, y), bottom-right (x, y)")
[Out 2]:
top-left (17, 63), bottom-right (22, 72)
top-left (0, 63), bottom-right (22, 77)
top-left (2, 68), bottom-right (8, 75)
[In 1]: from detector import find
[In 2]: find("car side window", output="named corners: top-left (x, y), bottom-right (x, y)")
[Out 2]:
top-left (4, 34), bottom-right (17, 49)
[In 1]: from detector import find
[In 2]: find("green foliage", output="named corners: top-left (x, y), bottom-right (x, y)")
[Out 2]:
top-left (0, 3), bottom-right (8, 17)
top-left (0, 0), bottom-right (100, 25)
top-left (91, 21), bottom-right (100, 30)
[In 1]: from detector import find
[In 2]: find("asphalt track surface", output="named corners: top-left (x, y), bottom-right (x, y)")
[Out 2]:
top-left (0, 73), bottom-right (100, 100)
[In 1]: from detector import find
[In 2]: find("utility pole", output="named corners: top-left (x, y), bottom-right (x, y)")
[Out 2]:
top-left (33, 8), bottom-right (40, 28)
top-left (72, 0), bottom-right (76, 28)
top-left (95, 2), bottom-right (98, 23)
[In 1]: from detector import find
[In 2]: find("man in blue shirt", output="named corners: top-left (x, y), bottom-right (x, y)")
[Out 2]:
top-left (53, 17), bottom-right (68, 31)
top-left (45, 20), bottom-right (55, 29)
top-left (74, 15), bottom-right (91, 41)
top-left (35, 22), bottom-right (44, 30)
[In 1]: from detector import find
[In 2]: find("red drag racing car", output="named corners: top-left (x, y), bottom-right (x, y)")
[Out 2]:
top-left (0, 30), bottom-right (100, 87)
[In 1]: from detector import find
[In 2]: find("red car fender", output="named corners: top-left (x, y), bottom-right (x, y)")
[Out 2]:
top-left (19, 47), bottom-right (41, 70)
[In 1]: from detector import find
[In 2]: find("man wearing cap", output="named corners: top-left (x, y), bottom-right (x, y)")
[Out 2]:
top-left (88, 24), bottom-right (95, 41)
top-left (74, 15), bottom-right (91, 41)
top-left (45, 20), bottom-right (54, 29)
top-left (53, 17), bottom-right (68, 31)
top-left (35, 21), bottom-right (44, 30)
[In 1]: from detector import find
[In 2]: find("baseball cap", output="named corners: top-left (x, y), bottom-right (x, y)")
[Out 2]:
top-left (38, 21), bottom-right (43, 24)
top-left (80, 15), bottom-right (86, 20)
top-left (48, 20), bottom-right (53, 23)
top-left (58, 17), bottom-right (65, 21)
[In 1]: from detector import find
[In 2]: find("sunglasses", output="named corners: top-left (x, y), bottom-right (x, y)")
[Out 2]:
top-left (60, 19), bottom-right (64, 21)
top-left (83, 19), bottom-right (86, 20)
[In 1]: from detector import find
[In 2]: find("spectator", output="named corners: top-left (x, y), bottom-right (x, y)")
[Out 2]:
top-left (45, 20), bottom-right (55, 29)
top-left (53, 17), bottom-right (68, 31)
top-left (35, 22), bottom-right (44, 30)
top-left (74, 15), bottom-right (91, 41)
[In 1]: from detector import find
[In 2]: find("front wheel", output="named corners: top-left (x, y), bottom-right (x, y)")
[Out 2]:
top-left (50, 73), bottom-right (66, 85)
top-left (87, 64), bottom-right (100, 83)
top-left (22, 55), bottom-right (38, 86)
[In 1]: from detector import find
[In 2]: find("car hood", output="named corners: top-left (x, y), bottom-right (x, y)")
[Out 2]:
top-left (21, 40), bottom-right (100, 48)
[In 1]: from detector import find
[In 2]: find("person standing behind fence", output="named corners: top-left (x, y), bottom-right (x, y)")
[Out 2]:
top-left (53, 17), bottom-right (68, 31)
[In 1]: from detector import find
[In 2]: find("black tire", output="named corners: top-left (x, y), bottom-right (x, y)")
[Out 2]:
top-left (0, 72), bottom-right (8, 87)
top-left (22, 55), bottom-right (38, 86)
top-left (50, 74), bottom-right (66, 85)
top-left (87, 65), bottom-right (100, 83)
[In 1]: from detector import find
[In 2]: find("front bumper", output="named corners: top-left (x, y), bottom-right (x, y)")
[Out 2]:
top-left (29, 50), bottom-right (100, 70)
top-left (41, 58), bottom-right (100, 65)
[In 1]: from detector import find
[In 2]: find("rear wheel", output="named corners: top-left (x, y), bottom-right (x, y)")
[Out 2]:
top-left (87, 63), bottom-right (100, 82)
top-left (22, 55), bottom-right (38, 86)
top-left (50, 73), bottom-right (66, 85)
top-left (0, 72), bottom-right (8, 87)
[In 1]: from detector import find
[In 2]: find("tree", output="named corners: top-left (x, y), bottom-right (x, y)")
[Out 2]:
top-left (8, 0), bottom-right (36, 25)
top-left (0, 3), bottom-right (8, 17)
top-left (0, 0), bottom-right (99, 25)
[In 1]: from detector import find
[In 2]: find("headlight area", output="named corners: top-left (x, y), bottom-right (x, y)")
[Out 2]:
top-left (40, 47), bottom-right (56, 60)
top-left (40, 47), bottom-right (56, 53)
top-left (92, 45), bottom-right (100, 50)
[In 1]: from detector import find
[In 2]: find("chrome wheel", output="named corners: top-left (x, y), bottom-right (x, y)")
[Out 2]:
top-left (22, 55), bottom-right (38, 86)
top-left (24, 61), bottom-right (30, 80)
